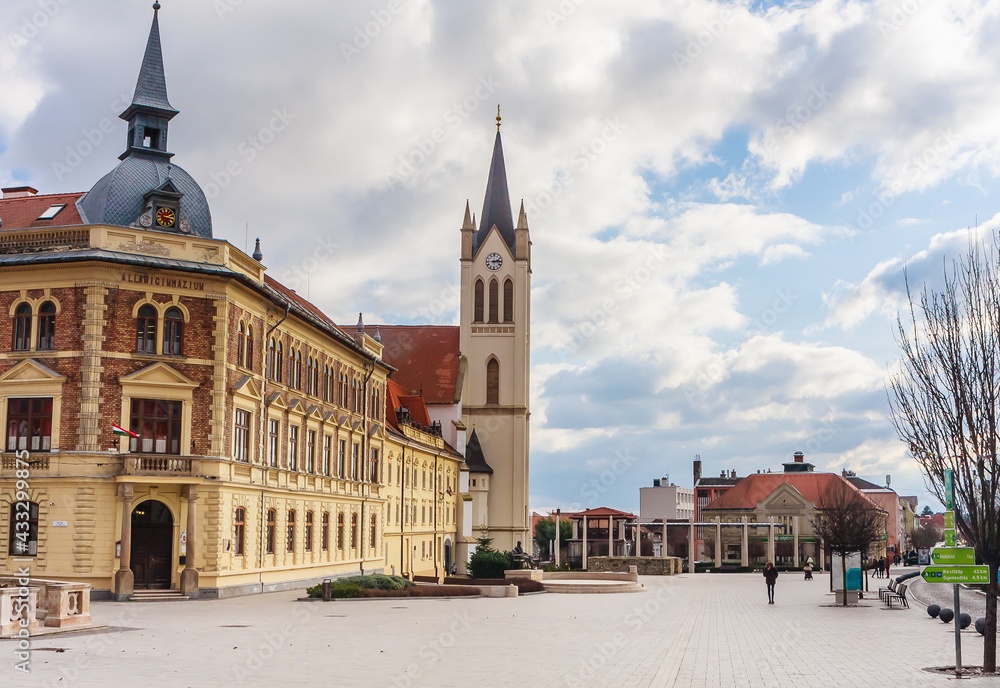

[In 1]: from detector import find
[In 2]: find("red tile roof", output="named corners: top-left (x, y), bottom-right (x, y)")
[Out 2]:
top-left (364, 325), bottom-right (461, 405)
top-left (565, 507), bottom-right (636, 519)
top-left (0, 192), bottom-right (85, 230)
top-left (386, 378), bottom-right (431, 428)
top-left (704, 473), bottom-right (882, 511)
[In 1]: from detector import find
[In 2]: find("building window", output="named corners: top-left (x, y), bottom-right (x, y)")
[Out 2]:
top-left (12, 303), bottom-right (31, 351)
top-left (288, 425), bottom-right (299, 470)
top-left (287, 510), bottom-right (296, 553)
top-left (422, 541), bottom-right (426, 559)
top-left (237, 322), bottom-right (246, 365)
top-left (322, 512), bottom-right (330, 551)
top-left (324, 365), bottom-right (333, 401)
top-left (6, 397), bottom-right (53, 451)
top-left (129, 399), bottom-right (182, 454)
top-left (306, 357), bottom-right (314, 395)
top-left (503, 279), bottom-right (514, 322)
top-left (370, 514), bottom-right (377, 552)
top-left (136, 305), bottom-right (157, 354)
top-left (337, 513), bottom-right (344, 550)
top-left (486, 358), bottom-right (499, 405)
top-left (338, 439), bottom-right (346, 477)
top-left (474, 279), bottom-right (484, 322)
top-left (306, 430), bottom-right (316, 473)
top-left (37, 301), bottom-right (56, 350)
top-left (275, 341), bottom-right (283, 381)
top-left (350, 513), bottom-right (358, 550)
top-left (268, 419), bottom-right (279, 467)
top-left (266, 509), bottom-right (275, 554)
top-left (305, 511), bottom-right (314, 552)
top-left (352, 443), bottom-right (360, 480)
top-left (244, 324), bottom-right (253, 367)
top-left (8, 501), bottom-right (39, 556)
top-left (323, 435), bottom-right (331, 476)
top-left (294, 350), bottom-right (302, 389)
top-left (370, 448), bottom-right (379, 483)
top-left (267, 338), bottom-right (275, 379)
top-left (488, 279), bottom-right (499, 323)
top-left (234, 507), bottom-right (245, 556)
top-left (234, 409), bottom-right (251, 462)
top-left (162, 307), bottom-right (183, 355)
top-left (339, 372), bottom-right (348, 406)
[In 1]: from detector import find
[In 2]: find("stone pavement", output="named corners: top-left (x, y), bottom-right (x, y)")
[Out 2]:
top-left (2, 570), bottom-right (988, 688)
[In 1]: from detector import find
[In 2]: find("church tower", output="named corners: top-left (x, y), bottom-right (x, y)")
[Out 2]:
top-left (459, 110), bottom-right (531, 552)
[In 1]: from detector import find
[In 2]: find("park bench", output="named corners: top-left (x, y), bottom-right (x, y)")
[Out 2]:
top-left (884, 582), bottom-right (908, 609)
top-left (878, 578), bottom-right (898, 602)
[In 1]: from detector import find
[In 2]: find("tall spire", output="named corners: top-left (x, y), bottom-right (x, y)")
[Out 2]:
top-left (474, 124), bottom-right (515, 255)
top-left (119, 2), bottom-right (177, 160)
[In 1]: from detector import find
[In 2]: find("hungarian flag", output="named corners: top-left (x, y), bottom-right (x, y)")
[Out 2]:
top-left (112, 424), bottom-right (139, 438)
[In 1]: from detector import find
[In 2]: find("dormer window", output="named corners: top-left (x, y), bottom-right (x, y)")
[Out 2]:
top-left (37, 205), bottom-right (65, 220)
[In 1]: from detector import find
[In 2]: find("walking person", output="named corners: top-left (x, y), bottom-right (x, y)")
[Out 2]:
top-left (884, 557), bottom-right (890, 580)
top-left (764, 561), bottom-right (778, 604)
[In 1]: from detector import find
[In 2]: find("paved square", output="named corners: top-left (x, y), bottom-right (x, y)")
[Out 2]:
top-left (2, 570), bottom-right (981, 687)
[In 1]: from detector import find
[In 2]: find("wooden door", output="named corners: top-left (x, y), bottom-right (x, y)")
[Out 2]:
top-left (130, 500), bottom-right (173, 589)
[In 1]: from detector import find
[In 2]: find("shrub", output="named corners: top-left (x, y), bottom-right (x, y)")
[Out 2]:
top-left (307, 581), bottom-right (364, 599)
top-left (543, 563), bottom-right (571, 572)
top-left (306, 574), bottom-right (413, 598)
top-left (468, 548), bottom-right (514, 579)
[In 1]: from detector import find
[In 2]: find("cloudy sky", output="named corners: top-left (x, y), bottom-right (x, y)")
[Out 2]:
top-left (3, 0), bottom-right (999, 514)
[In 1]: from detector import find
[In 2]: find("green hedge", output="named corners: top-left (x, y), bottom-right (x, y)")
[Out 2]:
top-left (468, 549), bottom-right (514, 579)
top-left (306, 574), bottom-right (413, 598)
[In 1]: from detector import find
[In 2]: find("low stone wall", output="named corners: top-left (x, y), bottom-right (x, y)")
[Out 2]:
top-left (588, 557), bottom-right (682, 576)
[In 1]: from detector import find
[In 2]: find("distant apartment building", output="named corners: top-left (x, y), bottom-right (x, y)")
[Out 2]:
top-left (639, 477), bottom-right (695, 522)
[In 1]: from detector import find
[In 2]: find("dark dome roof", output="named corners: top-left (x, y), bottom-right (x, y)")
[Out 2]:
top-left (77, 155), bottom-right (212, 238)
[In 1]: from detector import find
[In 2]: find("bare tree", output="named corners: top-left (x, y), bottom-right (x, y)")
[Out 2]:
top-left (812, 480), bottom-right (886, 606)
top-left (911, 524), bottom-right (942, 551)
top-left (887, 241), bottom-right (1000, 671)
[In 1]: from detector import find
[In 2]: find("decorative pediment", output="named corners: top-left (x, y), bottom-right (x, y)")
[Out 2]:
top-left (119, 362), bottom-right (198, 389)
top-left (287, 398), bottom-right (302, 411)
top-left (0, 358), bottom-right (65, 384)
top-left (322, 410), bottom-right (335, 422)
top-left (231, 375), bottom-right (262, 399)
top-left (760, 482), bottom-right (811, 511)
top-left (368, 423), bottom-right (382, 438)
top-left (266, 391), bottom-right (285, 408)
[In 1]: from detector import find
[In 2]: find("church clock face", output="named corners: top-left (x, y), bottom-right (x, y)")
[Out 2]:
top-left (485, 252), bottom-right (503, 271)
top-left (155, 207), bottom-right (176, 228)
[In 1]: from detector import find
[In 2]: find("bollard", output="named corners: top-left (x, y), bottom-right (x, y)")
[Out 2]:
top-left (322, 579), bottom-right (332, 602)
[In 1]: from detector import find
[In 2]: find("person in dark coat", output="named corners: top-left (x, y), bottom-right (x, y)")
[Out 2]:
top-left (763, 562), bottom-right (778, 604)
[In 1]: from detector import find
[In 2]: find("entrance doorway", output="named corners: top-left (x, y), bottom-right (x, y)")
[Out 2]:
top-left (444, 540), bottom-right (452, 573)
top-left (131, 500), bottom-right (173, 589)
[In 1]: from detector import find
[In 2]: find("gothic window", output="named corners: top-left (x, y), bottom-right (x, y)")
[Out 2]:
top-left (237, 322), bottom-right (246, 365)
top-left (37, 301), bottom-right (56, 350)
top-left (350, 513), bottom-right (358, 550)
top-left (163, 307), bottom-right (183, 355)
top-left (287, 510), bottom-right (296, 553)
top-left (244, 324), bottom-right (253, 367)
top-left (486, 358), bottom-right (499, 404)
top-left (275, 341), bottom-right (284, 381)
top-left (267, 338), bottom-right (276, 379)
top-left (503, 279), bottom-right (514, 322)
top-left (337, 513), bottom-right (344, 550)
top-left (322, 512), bottom-right (330, 551)
top-left (136, 305), bottom-right (156, 354)
top-left (370, 514), bottom-right (377, 552)
top-left (266, 509), bottom-right (275, 554)
top-left (474, 279), bottom-right (484, 322)
top-left (305, 511), bottom-right (314, 552)
top-left (489, 279), bottom-right (499, 323)
top-left (295, 350), bottom-right (302, 389)
top-left (12, 303), bottom-right (31, 351)
top-left (234, 507), bottom-right (245, 556)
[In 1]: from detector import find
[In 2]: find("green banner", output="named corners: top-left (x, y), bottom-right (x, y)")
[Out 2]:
top-left (943, 511), bottom-right (955, 529)
top-left (921, 565), bottom-right (989, 584)
top-left (944, 529), bottom-right (956, 546)
top-left (944, 469), bottom-right (954, 509)
top-left (930, 547), bottom-right (975, 565)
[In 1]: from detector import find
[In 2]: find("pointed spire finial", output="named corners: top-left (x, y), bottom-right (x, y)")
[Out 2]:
top-left (496, 104), bottom-right (501, 131)
top-left (516, 200), bottom-right (528, 230)
top-left (462, 200), bottom-right (474, 230)
top-left (153, 1), bottom-right (161, 11)
top-left (357, 313), bottom-right (364, 333)
top-left (252, 237), bottom-right (263, 262)
top-left (374, 325), bottom-right (382, 343)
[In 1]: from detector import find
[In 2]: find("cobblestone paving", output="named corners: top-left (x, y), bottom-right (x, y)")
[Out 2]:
top-left (2, 571), bottom-right (986, 688)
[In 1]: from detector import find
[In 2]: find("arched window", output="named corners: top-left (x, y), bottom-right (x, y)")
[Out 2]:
top-left (305, 511), bottom-right (314, 552)
top-left (370, 514), bottom-right (377, 552)
top-left (312, 359), bottom-right (319, 396)
top-left (163, 307), bottom-right (183, 355)
top-left (350, 513), bottom-right (358, 550)
top-left (267, 338), bottom-right (276, 379)
top-left (286, 510), bottom-right (296, 553)
top-left (275, 341), bottom-right (283, 381)
top-left (37, 301), bottom-right (56, 350)
top-left (265, 509), bottom-right (276, 554)
top-left (12, 303), bottom-right (31, 351)
top-left (474, 279), bottom-right (484, 322)
top-left (245, 324), bottom-right (253, 368)
top-left (503, 279), bottom-right (514, 323)
top-left (237, 322), bottom-right (246, 365)
top-left (337, 513), bottom-right (345, 550)
top-left (306, 357), bottom-right (313, 394)
top-left (8, 501), bottom-right (39, 556)
top-left (488, 279), bottom-right (499, 323)
top-left (295, 350), bottom-right (302, 389)
top-left (322, 512), bottom-right (330, 551)
top-left (486, 358), bottom-right (499, 404)
top-left (136, 305), bottom-right (157, 353)
top-left (234, 507), bottom-right (245, 556)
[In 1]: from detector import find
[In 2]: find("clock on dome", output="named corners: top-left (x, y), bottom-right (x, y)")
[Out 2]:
top-left (485, 252), bottom-right (503, 271)
top-left (155, 207), bottom-right (176, 228)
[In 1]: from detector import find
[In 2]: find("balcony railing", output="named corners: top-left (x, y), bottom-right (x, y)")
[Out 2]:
top-left (122, 454), bottom-right (196, 477)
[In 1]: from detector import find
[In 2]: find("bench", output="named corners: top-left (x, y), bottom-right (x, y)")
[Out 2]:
top-left (878, 578), bottom-right (897, 602)
top-left (884, 582), bottom-right (908, 609)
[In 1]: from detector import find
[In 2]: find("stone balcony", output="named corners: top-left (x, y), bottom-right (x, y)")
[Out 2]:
top-left (121, 454), bottom-right (199, 477)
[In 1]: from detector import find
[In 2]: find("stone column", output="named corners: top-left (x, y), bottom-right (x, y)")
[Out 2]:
top-left (793, 516), bottom-right (800, 568)
top-left (767, 522), bottom-right (775, 563)
top-left (662, 521), bottom-right (669, 559)
top-left (740, 517), bottom-right (749, 567)
top-left (180, 485), bottom-right (199, 595)
top-left (714, 518), bottom-right (721, 567)
top-left (608, 517), bottom-right (614, 557)
top-left (688, 522), bottom-right (696, 573)
top-left (582, 516), bottom-right (588, 569)
top-left (114, 484), bottom-right (135, 600)
top-left (554, 510), bottom-right (561, 568)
